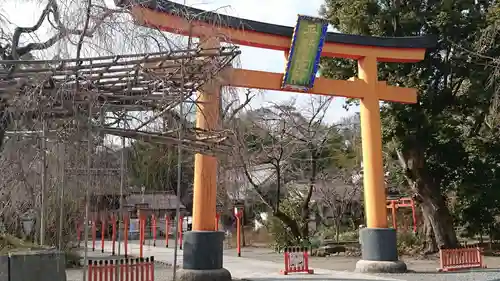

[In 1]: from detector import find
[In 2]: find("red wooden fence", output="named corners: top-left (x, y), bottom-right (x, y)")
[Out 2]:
top-left (280, 247), bottom-right (314, 275)
top-left (88, 257), bottom-right (154, 281)
top-left (439, 247), bottom-right (486, 272)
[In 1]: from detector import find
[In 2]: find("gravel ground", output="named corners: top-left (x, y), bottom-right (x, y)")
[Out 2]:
top-left (376, 270), bottom-right (500, 281)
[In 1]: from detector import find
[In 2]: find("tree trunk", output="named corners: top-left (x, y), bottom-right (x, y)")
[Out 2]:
top-left (421, 207), bottom-right (437, 253)
top-left (274, 210), bottom-right (301, 239)
top-left (300, 151), bottom-right (318, 241)
top-left (399, 147), bottom-right (458, 253)
top-left (415, 177), bottom-right (458, 251)
top-left (0, 106), bottom-right (11, 151)
top-left (335, 219), bottom-right (341, 242)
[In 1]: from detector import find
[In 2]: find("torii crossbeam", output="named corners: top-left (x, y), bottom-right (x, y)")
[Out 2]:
top-left (116, 0), bottom-right (436, 276)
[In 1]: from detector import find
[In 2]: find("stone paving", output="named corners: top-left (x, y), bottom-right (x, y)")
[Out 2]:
top-left (87, 240), bottom-right (405, 281)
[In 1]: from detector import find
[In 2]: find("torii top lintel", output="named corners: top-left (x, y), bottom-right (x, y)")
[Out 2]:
top-left (118, 0), bottom-right (436, 62)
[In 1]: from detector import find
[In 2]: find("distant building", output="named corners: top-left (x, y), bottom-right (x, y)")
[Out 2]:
top-left (124, 191), bottom-right (186, 219)
top-left (87, 189), bottom-right (185, 220)
top-left (223, 163), bottom-right (279, 203)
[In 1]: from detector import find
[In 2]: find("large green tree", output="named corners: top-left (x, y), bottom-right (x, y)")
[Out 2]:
top-left (321, 0), bottom-right (500, 252)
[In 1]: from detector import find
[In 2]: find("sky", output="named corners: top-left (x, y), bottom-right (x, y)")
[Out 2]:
top-left (2, 0), bottom-right (359, 124)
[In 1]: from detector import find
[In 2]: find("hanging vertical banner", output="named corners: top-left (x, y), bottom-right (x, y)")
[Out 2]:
top-left (282, 15), bottom-right (329, 91)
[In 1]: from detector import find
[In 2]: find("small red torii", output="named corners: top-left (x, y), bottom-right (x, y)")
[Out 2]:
top-left (386, 197), bottom-right (417, 233)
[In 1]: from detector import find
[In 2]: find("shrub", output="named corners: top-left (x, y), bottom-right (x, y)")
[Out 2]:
top-left (397, 231), bottom-right (424, 255)
top-left (65, 249), bottom-right (81, 268)
top-left (337, 230), bottom-right (359, 242)
top-left (265, 198), bottom-right (311, 252)
top-left (267, 215), bottom-right (296, 252)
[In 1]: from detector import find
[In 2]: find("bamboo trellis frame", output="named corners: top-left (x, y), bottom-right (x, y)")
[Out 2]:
top-left (0, 46), bottom-right (240, 154)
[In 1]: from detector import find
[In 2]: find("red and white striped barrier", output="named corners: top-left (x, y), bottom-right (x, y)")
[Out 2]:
top-left (280, 247), bottom-right (314, 275)
top-left (439, 247), bottom-right (486, 272)
top-left (87, 257), bottom-right (154, 281)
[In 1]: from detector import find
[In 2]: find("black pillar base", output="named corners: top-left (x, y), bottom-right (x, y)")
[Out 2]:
top-left (355, 228), bottom-right (407, 273)
top-left (178, 268), bottom-right (231, 281)
top-left (179, 231), bottom-right (231, 281)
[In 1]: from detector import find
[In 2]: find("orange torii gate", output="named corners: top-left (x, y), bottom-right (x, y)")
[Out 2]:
top-left (116, 0), bottom-right (436, 276)
top-left (387, 197), bottom-right (418, 233)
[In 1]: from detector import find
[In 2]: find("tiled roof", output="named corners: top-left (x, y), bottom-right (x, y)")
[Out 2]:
top-left (124, 193), bottom-right (185, 210)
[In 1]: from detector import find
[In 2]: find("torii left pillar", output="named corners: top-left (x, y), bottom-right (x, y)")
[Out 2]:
top-left (355, 56), bottom-right (406, 273)
top-left (178, 37), bottom-right (231, 281)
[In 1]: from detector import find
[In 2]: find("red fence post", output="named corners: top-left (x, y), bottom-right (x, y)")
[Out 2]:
top-left (139, 216), bottom-right (144, 258)
top-left (92, 218), bottom-right (96, 252)
top-left (135, 258), bottom-right (140, 281)
top-left (478, 247), bottom-right (484, 269)
top-left (124, 216), bottom-right (129, 259)
top-left (98, 260), bottom-right (104, 281)
top-left (124, 259), bottom-right (130, 281)
top-left (139, 258), bottom-right (145, 281)
top-left (236, 216), bottom-right (242, 257)
top-left (142, 215), bottom-right (146, 245)
top-left (152, 214), bottom-right (157, 247)
top-left (391, 200), bottom-right (397, 231)
top-left (165, 214), bottom-right (169, 248)
top-left (179, 216), bottom-right (183, 250)
top-left (101, 214), bottom-right (106, 253)
top-left (119, 259), bottom-right (124, 281)
top-left (88, 260), bottom-right (93, 281)
top-left (234, 207), bottom-right (243, 257)
top-left (93, 260), bottom-right (98, 281)
top-left (108, 260), bottom-right (115, 281)
top-left (128, 259), bottom-right (133, 281)
top-left (112, 214), bottom-right (116, 255)
top-left (215, 213), bottom-right (220, 231)
top-left (439, 248), bottom-right (444, 271)
top-left (127, 259), bottom-right (132, 281)
top-left (142, 257), bottom-right (149, 281)
top-left (150, 257), bottom-right (155, 281)
top-left (280, 250), bottom-right (290, 275)
top-left (104, 260), bottom-right (109, 281)
top-left (410, 199), bottom-right (417, 233)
